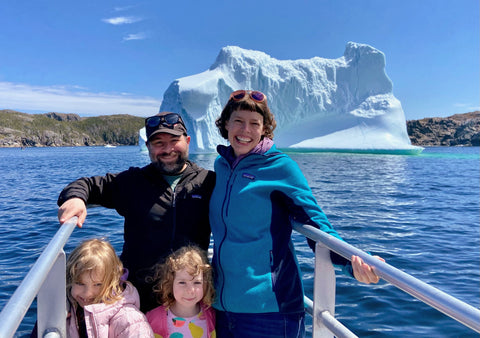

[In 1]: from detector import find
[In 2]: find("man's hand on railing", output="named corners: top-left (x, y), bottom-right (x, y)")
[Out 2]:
top-left (351, 255), bottom-right (385, 284)
top-left (58, 197), bottom-right (87, 228)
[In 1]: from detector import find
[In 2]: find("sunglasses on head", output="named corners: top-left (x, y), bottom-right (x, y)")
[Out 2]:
top-left (145, 113), bottom-right (186, 129)
top-left (229, 90), bottom-right (267, 103)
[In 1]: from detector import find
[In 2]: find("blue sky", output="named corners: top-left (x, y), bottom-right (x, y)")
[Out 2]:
top-left (0, 0), bottom-right (478, 120)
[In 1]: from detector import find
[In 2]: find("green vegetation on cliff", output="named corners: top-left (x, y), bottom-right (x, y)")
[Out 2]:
top-left (0, 110), bottom-right (144, 147)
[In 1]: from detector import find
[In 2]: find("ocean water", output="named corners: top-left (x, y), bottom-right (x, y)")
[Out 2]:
top-left (0, 146), bottom-right (478, 337)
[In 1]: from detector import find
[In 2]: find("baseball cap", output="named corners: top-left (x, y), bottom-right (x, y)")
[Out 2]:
top-left (145, 112), bottom-right (187, 140)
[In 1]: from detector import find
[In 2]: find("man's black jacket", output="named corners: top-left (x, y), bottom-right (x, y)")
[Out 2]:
top-left (58, 161), bottom-right (215, 311)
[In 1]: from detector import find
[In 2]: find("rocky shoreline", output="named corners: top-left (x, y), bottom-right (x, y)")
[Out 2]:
top-left (406, 111), bottom-right (480, 146)
top-left (0, 110), bottom-right (144, 148)
top-left (1, 110), bottom-right (479, 148)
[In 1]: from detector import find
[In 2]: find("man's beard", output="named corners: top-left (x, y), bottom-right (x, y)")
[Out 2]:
top-left (152, 151), bottom-right (188, 175)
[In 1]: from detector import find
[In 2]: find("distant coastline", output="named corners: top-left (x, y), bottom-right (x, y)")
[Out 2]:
top-left (406, 111), bottom-right (479, 146)
top-left (1, 109), bottom-right (479, 148)
top-left (0, 110), bottom-right (144, 148)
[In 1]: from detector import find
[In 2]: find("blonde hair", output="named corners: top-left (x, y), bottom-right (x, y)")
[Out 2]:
top-left (66, 238), bottom-right (124, 306)
top-left (153, 245), bottom-right (215, 308)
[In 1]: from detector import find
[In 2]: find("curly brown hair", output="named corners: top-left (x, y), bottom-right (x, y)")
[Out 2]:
top-left (215, 91), bottom-right (277, 140)
top-left (152, 245), bottom-right (215, 308)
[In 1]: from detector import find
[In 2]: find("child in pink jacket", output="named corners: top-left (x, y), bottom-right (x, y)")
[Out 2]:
top-left (66, 238), bottom-right (153, 338)
top-left (146, 245), bottom-right (215, 338)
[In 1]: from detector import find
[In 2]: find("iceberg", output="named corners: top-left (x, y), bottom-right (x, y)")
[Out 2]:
top-left (140, 42), bottom-right (422, 154)
top-left (138, 126), bottom-right (147, 152)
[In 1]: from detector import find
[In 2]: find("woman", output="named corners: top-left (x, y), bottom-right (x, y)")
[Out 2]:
top-left (209, 89), bottom-right (383, 338)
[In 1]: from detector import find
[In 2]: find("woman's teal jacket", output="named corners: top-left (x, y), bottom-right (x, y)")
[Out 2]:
top-left (209, 142), bottom-right (351, 314)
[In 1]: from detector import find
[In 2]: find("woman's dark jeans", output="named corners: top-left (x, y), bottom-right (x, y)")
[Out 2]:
top-left (215, 310), bottom-right (305, 338)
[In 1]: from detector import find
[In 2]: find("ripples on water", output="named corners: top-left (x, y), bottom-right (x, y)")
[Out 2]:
top-left (0, 146), bottom-right (478, 337)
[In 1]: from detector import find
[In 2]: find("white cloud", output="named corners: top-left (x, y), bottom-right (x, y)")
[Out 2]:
top-left (0, 82), bottom-right (161, 117)
top-left (102, 16), bottom-right (142, 25)
top-left (123, 32), bottom-right (147, 41)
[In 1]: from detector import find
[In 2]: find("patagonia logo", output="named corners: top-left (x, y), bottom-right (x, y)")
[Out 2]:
top-left (191, 194), bottom-right (202, 199)
top-left (242, 173), bottom-right (256, 180)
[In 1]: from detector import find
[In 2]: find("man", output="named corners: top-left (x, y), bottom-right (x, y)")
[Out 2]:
top-left (57, 112), bottom-right (215, 312)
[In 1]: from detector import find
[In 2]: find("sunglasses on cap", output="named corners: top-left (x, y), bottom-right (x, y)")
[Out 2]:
top-left (229, 90), bottom-right (267, 103)
top-left (145, 113), bottom-right (186, 129)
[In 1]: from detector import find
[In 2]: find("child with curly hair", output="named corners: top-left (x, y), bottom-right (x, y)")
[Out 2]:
top-left (146, 245), bottom-right (215, 338)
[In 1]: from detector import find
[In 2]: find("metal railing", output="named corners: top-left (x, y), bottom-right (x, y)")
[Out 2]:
top-left (294, 222), bottom-right (480, 337)
top-left (0, 217), bottom-right (77, 338)
top-left (1, 218), bottom-right (479, 337)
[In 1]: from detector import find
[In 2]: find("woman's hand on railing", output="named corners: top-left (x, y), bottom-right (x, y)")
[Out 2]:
top-left (58, 197), bottom-right (87, 228)
top-left (351, 255), bottom-right (385, 284)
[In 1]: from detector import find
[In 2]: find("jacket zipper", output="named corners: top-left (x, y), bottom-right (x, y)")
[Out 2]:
top-left (170, 189), bottom-right (177, 249)
top-left (169, 170), bottom-right (190, 250)
top-left (218, 165), bottom-right (236, 310)
top-left (216, 149), bottom-right (280, 310)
